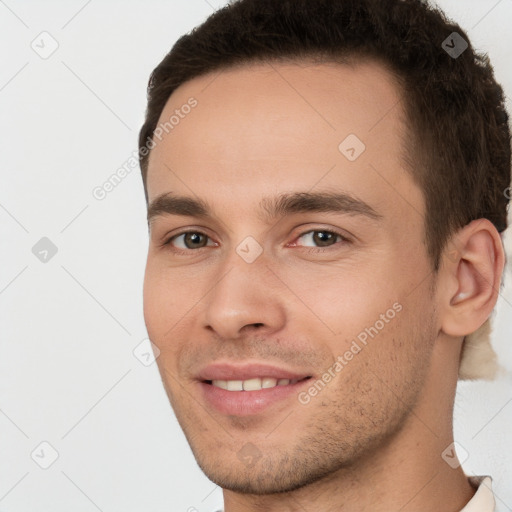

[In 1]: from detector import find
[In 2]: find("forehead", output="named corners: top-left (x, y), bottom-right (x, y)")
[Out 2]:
top-left (146, 59), bottom-right (422, 225)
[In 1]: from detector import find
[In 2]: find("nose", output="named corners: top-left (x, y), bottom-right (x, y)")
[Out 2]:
top-left (201, 253), bottom-right (286, 340)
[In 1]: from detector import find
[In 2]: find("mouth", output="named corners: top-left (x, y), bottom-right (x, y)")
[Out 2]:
top-left (196, 362), bottom-right (314, 416)
top-left (203, 376), bottom-right (312, 391)
top-left (199, 377), bottom-right (313, 416)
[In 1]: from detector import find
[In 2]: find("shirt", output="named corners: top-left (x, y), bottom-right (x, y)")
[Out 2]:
top-left (212, 475), bottom-right (498, 512)
top-left (461, 476), bottom-right (497, 512)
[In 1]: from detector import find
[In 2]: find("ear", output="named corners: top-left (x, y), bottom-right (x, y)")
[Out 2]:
top-left (440, 219), bottom-right (505, 338)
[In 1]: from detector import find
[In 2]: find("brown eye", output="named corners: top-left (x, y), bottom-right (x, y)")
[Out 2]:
top-left (312, 231), bottom-right (338, 247)
top-left (295, 230), bottom-right (346, 249)
top-left (167, 231), bottom-right (212, 250)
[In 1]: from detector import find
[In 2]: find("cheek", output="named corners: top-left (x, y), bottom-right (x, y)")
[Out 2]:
top-left (143, 258), bottom-right (215, 368)
top-left (143, 261), bottom-right (187, 340)
top-left (277, 262), bottom-right (399, 336)
top-left (143, 270), bottom-right (186, 375)
top-left (143, 265), bottom-right (164, 334)
top-left (276, 257), bottom-right (428, 374)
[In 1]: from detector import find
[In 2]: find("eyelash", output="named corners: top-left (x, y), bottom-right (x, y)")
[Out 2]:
top-left (162, 228), bottom-right (350, 256)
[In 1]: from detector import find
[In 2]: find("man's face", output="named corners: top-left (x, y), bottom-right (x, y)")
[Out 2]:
top-left (143, 60), bottom-right (438, 494)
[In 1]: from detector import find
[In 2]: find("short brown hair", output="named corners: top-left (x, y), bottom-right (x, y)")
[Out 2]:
top-left (138, 0), bottom-right (511, 270)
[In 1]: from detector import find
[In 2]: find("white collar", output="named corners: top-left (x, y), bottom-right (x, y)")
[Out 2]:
top-left (460, 476), bottom-right (496, 512)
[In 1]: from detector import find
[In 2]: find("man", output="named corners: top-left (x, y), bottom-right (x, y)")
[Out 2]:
top-left (138, 0), bottom-right (510, 510)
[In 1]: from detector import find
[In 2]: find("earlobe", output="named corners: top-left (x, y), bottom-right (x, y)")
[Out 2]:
top-left (441, 219), bottom-right (505, 338)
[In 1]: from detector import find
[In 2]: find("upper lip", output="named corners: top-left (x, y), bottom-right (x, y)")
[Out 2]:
top-left (197, 362), bottom-right (312, 382)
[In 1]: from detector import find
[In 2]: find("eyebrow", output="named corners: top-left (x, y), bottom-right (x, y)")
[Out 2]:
top-left (147, 190), bottom-right (382, 225)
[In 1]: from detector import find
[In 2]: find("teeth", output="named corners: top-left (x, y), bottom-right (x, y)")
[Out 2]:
top-left (226, 380), bottom-right (243, 391)
top-left (243, 378), bottom-right (262, 391)
top-left (262, 377), bottom-right (277, 388)
top-left (211, 377), bottom-right (301, 391)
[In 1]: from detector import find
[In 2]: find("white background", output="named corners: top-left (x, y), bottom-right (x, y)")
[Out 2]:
top-left (1, 1), bottom-right (511, 510)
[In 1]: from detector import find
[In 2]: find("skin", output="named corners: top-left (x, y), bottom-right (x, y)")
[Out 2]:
top-left (143, 59), bottom-right (504, 511)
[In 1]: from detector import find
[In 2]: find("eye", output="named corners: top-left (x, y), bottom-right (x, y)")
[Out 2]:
top-left (292, 229), bottom-right (349, 250)
top-left (165, 231), bottom-right (216, 251)
top-left (162, 228), bottom-right (350, 255)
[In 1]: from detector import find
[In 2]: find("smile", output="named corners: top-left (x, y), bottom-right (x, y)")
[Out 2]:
top-left (207, 376), bottom-right (310, 391)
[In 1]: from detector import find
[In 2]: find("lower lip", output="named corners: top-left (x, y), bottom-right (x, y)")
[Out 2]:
top-left (199, 379), bottom-right (311, 416)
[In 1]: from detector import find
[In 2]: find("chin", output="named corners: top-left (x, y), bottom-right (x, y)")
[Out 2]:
top-left (192, 446), bottom-right (345, 496)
